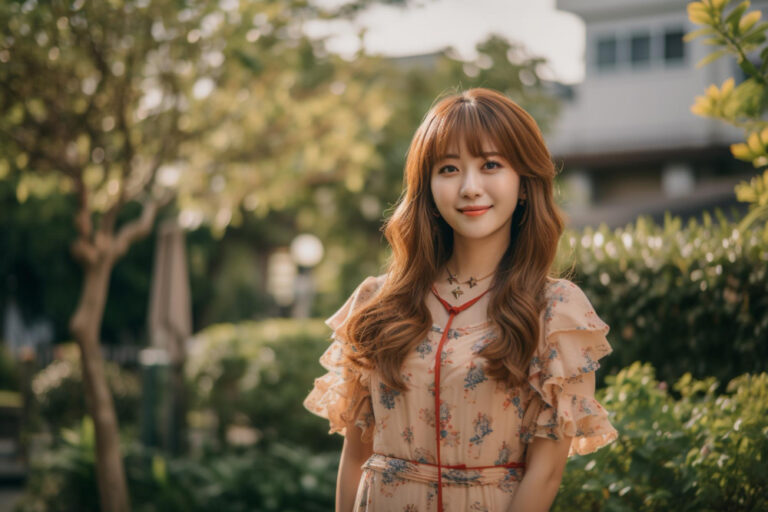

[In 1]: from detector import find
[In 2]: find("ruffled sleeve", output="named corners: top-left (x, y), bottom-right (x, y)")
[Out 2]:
top-left (302, 275), bottom-right (383, 443)
top-left (524, 278), bottom-right (618, 457)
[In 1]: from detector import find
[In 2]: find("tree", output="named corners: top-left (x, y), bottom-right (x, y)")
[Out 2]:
top-left (0, 0), bottom-right (403, 510)
top-left (685, 0), bottom-right (768, 230)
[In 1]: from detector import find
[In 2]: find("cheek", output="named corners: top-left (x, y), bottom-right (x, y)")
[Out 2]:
top-left (430, 180), bottom-right (451, 207)
top-left (493, 174), bottom-right (521, 197)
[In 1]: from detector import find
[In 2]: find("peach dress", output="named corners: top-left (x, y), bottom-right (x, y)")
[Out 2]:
top-left (303, 274), bottom-right (618, 511)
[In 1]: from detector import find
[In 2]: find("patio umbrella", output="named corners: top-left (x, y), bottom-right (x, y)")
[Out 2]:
top-left (146, 218), bottom-right (192, 454)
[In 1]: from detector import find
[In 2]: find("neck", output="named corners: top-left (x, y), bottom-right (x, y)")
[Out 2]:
top-left (445, 231), bottom-right (509, 280)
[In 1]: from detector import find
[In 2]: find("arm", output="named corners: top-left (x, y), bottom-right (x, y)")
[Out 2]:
top-left (336, 422), bottom-right (374, 512)
top-left (507, 434), bottom-right (571, 512)
top-left (509, 371), bottom-right (596, 512)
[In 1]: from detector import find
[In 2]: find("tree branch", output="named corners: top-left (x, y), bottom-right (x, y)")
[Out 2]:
top-left (70, 170), bottom-right (100, 266)
top-left (111, 191), bottom-right (173, 260)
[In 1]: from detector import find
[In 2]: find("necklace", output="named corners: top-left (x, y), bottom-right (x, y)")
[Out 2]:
top-left (445, 265), bottom-right (495, 300)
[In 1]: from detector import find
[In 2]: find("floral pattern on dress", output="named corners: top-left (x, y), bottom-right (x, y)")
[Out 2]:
top-left (304, 275), bottom-right (619, 511)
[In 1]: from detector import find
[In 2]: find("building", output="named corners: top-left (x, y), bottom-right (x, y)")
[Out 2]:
top-left (550, 0), bottom-right (762, 227)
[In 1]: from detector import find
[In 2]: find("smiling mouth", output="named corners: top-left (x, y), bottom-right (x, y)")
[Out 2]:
top-left (458, 205), bottom-right (492, 212)
top-left (458, 206), bottom-right (492, 216)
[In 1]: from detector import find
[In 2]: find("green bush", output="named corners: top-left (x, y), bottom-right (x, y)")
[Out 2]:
top-left (0, 345), bottom-right (19, 390)
top-left (557, 210), bottom-right (768, 389)
top-left (30, 343), bottom-right (141, 434)
top-left (18, 362), bottom-right (766, 511)
top-left (187, 319), bottom-right (342, 452)
top-left (553, 362), bottom-right (768, 512)
top-left (15, 417), bottom-right (338, 512)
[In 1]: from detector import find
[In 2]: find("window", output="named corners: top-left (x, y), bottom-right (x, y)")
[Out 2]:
top-left (664, 28), bottom-right (685, 62)
top-left (630, 33), bottom-right (651, 66)
top-left (597, 36), bottom-right (617, 70)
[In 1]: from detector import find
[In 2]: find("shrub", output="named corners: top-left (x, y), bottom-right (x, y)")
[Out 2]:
top-left (15, 417), bottom-right (338, 512)
top-left (18, 362), bottom-right (766, 511)
top-left (186, 319), bottom-right (342, 452)
top-left (0, 345), bottom-right (19, 390)
top-left (557, 210), bottom-right (768, 389)
top-left (553, 362), bottom-right (768, 512)
top-left (30, 343), bottom-right (140, 434)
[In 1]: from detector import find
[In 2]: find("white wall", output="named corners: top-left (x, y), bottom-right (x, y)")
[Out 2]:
top-left (548, 1), bottom-right (762, 157)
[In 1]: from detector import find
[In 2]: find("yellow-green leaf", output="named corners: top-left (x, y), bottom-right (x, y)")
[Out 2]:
top-left (721, 77), bottom-right (735, 95)
top-left (759, 126), bottom-right (768, 144)
top-left (691, 98), bottom-right (711, 116)
top-left (725, 1), bottom-right (751, 30)
top-left (696, 48), bottom-right (731, 68)
top-left (683, 27), bottom-right (717, 41)
top-left (747, 131), bottom-right (765, 155)
top-left (739, 10), bottom-right (761, 32)
top-left (688, 3), bottom-right (713, 24)
top-left (731, 142), bottom-right (753, 160)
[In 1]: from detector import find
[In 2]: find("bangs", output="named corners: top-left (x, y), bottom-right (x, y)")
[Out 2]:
top-left (423, 100), bottom-right (513, 169)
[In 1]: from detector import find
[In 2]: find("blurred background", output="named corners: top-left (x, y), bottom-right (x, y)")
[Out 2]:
top-left (0, 0), bottom-right (767, 510)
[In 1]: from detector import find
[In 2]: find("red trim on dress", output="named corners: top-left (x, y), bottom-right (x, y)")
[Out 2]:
top-left (428, 285), bottom-right (525, 511)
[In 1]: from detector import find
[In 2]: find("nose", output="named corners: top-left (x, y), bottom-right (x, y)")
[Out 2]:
top-left (460, 165), bottom-right (483, 198)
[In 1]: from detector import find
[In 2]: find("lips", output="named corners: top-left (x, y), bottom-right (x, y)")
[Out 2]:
top-left (458, 205), bottom-right (492, 212)
top-left (458, 205), bottom-right (492, 217)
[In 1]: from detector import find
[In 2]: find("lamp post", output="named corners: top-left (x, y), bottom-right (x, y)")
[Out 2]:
top-left (289, 234), bottom-right (324, 319)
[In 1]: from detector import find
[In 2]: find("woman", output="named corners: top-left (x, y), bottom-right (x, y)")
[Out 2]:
top-left (303, 87), bottom-right (618, 511)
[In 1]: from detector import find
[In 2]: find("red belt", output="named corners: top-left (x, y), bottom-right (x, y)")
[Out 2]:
top-left (371, 453), bottom-right (526, 472)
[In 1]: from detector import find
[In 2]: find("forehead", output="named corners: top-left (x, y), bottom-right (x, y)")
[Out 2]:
top-left (426, 108), bottom-right (508, 164)
top-left (439, 136), bottom-right (500, 158)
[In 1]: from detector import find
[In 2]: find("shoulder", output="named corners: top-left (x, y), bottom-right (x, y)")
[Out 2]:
top-left (325, 273), bottom-right (387, 332)
top-left (542, 277), bottom-right (610, 337)
top-left (354, 273), bottom-right (387, 303)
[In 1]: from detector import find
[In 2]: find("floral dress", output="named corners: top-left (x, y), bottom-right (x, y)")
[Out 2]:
top-left (303, 274), bottom-right (618, 511)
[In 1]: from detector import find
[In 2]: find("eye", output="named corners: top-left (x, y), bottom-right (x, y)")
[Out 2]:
top-left (437, 160), bottom-right (502, 174)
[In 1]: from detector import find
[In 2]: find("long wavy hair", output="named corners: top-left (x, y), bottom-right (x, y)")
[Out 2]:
top-left (342, 87), bottom-right (567, 392)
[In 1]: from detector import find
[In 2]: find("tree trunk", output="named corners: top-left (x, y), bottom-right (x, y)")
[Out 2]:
top-left (69, 256), bottom-right (131, 512)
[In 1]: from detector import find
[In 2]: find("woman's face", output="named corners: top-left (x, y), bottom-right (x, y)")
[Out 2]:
top-left (430, 136), bottom-right (523, 242)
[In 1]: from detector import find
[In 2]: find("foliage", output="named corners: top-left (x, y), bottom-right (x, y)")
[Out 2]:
top-left (17, 362), bottom-right (767, 511)
top-left (16, 416), bottom-right (338, 512)
top-left (190, 204), bottom-right (768, 455)
top-left (0, 26), bottom-right (563, 347)
top-left (186, 318), bottom-right (342, 452)
top-left (685, 0), bottom-right (768, 228)
top-left (0, 345), bottom-right (19, 390)
top-left (552, 362), bottom-right (768, 512)
top-left (555, 209), bottom-right (768, 389)
top-left (30, 343), bottom-right (140, 434)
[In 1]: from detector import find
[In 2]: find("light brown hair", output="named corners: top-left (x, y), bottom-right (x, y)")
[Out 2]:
top-left (341, 87), bottom-right (567, 392)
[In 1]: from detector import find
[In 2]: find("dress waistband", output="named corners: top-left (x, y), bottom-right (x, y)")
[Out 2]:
top-left (363, 453), bottom-right (526, 487)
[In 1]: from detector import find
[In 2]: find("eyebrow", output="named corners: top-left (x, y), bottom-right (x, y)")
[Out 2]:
top-left (437, 151), bottom-right (504, 160)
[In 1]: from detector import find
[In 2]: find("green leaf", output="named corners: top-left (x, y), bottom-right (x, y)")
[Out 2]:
top-left (696, 48), bottom-right (731, 68)
top-left (725, 1), bottom-right (751, 33)
top-left (761, 50), bottom-right (768, 73)
top-left (740, 21), bottom-right (768, 42)
top-left (683, 27), bottom-right (718, 42)
top-left (700, 36), bottom-right (730, 45)
top-left (742, 32), bottom-right (767, 46)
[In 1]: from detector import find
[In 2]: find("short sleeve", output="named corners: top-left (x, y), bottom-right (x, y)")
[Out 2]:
top-left (302, 275), bottom-right (383, 443)
top-left (524, 279), bottom-right (618, 457)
